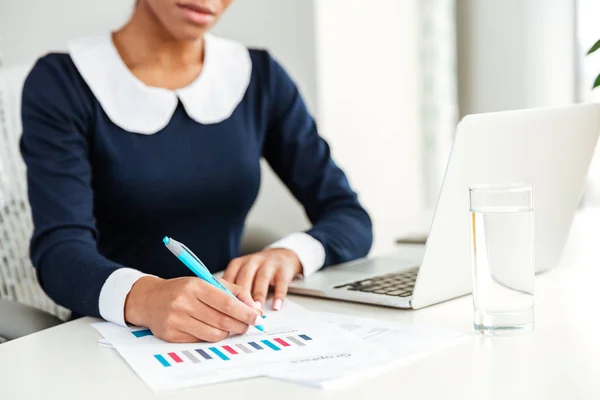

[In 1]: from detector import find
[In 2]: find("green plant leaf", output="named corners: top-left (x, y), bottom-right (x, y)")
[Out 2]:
top-left (594, 74), bottom-right (600, 89)
top-left (588, 39), bottom-right (600, 55)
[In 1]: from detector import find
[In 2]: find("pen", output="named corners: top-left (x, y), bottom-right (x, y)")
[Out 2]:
top-left (162, 236), bottom-right (265, 332)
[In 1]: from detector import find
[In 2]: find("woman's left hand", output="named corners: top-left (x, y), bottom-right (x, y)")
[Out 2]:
top-left (223, 249), bottom-right (302, 311)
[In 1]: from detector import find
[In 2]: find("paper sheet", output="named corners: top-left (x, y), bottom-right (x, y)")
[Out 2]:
top-left (93, 300), bottom-right (381, 392)
top-left (268, 312), bottom-right (467, 389)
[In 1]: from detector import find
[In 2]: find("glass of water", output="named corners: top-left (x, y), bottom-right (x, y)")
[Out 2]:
top-left (469, 184), bottom-right (535, 335)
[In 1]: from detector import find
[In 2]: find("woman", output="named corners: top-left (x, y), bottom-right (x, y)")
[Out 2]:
top-left (20, 0), bottom-right (372, 343)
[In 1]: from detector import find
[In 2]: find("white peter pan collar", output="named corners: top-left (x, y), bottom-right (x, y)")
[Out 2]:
top-left (68, 33), bottom-right (252, 134)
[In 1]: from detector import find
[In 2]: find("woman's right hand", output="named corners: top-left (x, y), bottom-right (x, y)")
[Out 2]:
top-left (124, 276), bottom-right (263, 343)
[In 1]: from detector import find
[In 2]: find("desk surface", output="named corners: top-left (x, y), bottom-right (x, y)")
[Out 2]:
top-left (2, 211), bottom-right (600, 400)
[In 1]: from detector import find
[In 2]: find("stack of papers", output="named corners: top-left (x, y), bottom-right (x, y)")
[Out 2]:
top-left (94, 300), bottom-right (465, 391)
top-left (270, 312), bottom-right (467, 389)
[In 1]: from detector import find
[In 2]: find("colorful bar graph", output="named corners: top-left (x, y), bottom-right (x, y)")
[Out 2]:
top-left (222, 345), bottom-right (238, 355)
top-left (236, 344), bottom-right (252, 354)
top-left (261, 340), bottom-right (280, 351)
top-left (168, 352), bottom-right (183, 363)
top-left (152, 333), bottom-right (314, 368)
top-left (196, 349), bottom-right (212, 360)
top-left (248, 341), bottom-right (263, 350)
top-left (154, 354), bottom-right (170, 367)
top-left (273, 338), bottom-right (290, 347)
top-left (132, 329), bottom-right (152, 338)
top-left (209, 347), bottom-right (230, 360)
top-left (182, 350), bottom-right (200, 363)
top-left (286, 336), bottom-right (305, 346)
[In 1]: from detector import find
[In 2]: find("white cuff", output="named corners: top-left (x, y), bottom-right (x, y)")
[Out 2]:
top-left (266, 232), bottom-right (326, 277)
top-left (98, 268), bottom-right (151, 327)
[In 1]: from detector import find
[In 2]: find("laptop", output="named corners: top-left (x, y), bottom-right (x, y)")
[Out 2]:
top-left (289, 104), bottom-right (600, 309)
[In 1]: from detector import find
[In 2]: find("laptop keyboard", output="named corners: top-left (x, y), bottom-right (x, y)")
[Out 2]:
top-left (333, 268), bottom-right (418, 297)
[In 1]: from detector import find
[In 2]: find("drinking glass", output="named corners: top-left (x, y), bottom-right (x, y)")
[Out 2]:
top-left (469, 184), bottom-right (535, 335)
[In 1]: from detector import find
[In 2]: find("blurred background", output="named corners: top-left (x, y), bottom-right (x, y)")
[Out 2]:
top-left (0, 0), bottom-right (598, 259)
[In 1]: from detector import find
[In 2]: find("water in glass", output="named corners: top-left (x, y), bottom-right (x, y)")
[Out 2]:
top-left (470, 205), bottom-right (534, 335)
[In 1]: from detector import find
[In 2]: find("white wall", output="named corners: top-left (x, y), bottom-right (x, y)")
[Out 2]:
top-left (0, 1), bottom-right (131, 65)
top-left (456, 0), bottom-right (576, 116)
top-left (314, 0), bottom-right (424, 254)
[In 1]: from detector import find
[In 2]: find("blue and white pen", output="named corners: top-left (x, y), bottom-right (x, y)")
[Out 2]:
top-left (162, 236), bottom-right (265, 332)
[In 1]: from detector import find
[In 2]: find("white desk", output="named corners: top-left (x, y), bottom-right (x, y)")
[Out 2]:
top-left (1, 211), bottom-right (600, 400)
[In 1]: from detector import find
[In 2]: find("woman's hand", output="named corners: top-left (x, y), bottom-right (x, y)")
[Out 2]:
top-left (124, 276), bottom-right (262, 343)
top-left (223, 248), bottom-right (302, 311)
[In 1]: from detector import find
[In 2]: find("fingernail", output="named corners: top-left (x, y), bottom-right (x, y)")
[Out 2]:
top-left (255, 301), bottom-right (262, 310)
top-left (254, 315), bottom-right (263, 326)
top-left (273, 299), bottom-right (282, 311)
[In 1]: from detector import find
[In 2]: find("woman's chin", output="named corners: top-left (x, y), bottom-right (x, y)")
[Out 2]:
top-left (166, 21), bottom-right (212, 41)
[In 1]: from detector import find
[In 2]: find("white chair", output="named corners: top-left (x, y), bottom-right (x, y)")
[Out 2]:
top-left (0, 63), bottom-right (67, 341)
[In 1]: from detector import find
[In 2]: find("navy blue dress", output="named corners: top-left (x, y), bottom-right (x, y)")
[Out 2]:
top-left (20, 48), bottom-right (372, 318)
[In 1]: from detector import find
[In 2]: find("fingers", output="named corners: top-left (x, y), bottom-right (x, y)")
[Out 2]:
top-left (222, 249), bottom-right (302, 314)
top-left (178, 295), bottom-right (250, 335)
top-left (219, 278), bottom-right (262, 314)
top-left (235, 258), bottom-right (261, 290)
top-left (223, 257), bottom-right (244, 283)
top-left (179, 316), bottom-right (231, 343)
top-left (196, 281), bottom-right (261, 327)
top-left (158, 330), bottom-right (202, 343)
top-left (194, 306), bottom-right (249, 336)
top-left (272, 267), bottom-right (295, 311)
top-left (155, 280), bottom-right (254, 343)
top-left (152, 312), bottom-right (226, 343)
top-left (252, 264), bottom-right (276, 308)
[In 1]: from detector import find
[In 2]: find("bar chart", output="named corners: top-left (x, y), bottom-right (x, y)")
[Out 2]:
top-left (92, 300), bottom-right (373, 391)
top-left (131, 329), bottom-right (153, 338)
top-left (153, 334), bottom-right (313, 367)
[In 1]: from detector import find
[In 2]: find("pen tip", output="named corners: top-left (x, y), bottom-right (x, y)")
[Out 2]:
top-left (162, 236), bottom-right (170, 245)
top-left (255, 325), bottom-right (265, 332)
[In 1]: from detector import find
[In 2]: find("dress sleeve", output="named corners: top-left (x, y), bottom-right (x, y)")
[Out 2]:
top-left (261, 53), bottom-right (373, 267)
top-left (20, 56), bottom-right (133, 318)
